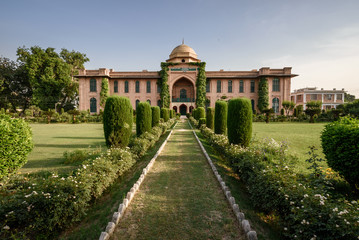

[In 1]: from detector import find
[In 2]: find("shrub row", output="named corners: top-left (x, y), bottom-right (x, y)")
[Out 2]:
top-left (199, 125), bottom-right (359, 240)
top-left (0, 119), bottom-right (176, 239)
top-left (136, 102), bottom-right (152, 136)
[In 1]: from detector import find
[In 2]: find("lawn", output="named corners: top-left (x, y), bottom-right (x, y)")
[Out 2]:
top-left (21, 123), bottom-right (106, 174)
top-left (252, 122), bottom-right (327, 174)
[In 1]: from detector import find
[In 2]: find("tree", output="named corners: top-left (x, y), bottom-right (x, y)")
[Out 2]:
top-left (282, 100), bottom-right (295, 116)
top-left (257, 77), bottom-right (269, 113)
top-left (100, 78), bottom-right (109, 108)
top-left (344, 92), bottom-right (355, 103)
top-left (305, 101), bottom-right (322, 123)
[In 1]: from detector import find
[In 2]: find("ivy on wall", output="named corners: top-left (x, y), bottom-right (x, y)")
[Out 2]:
top-left (158, 62), bottom-right (178, 108)
top-left (100, 78), bottom-right (109, 108)
top-left (189, 62), bottom-right (206, 108)
top-left (257, 77), bottom-right (269, 113)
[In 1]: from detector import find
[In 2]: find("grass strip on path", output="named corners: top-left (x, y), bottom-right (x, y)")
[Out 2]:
top-left (111, 120), bottom-right (243, 240)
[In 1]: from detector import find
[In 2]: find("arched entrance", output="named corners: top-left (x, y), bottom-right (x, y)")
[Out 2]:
top-left (172, 77), bottom-right (195, 103)
top-left (180, 104), bottom-right (187, 115)
top-left (173, 106), bottom-right (178, 113)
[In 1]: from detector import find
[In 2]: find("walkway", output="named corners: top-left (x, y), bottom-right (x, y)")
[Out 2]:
top-left (111, 120), bottom-right (243, 240)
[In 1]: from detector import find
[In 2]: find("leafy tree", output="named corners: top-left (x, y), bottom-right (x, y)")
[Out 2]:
top-left (344, 92), bottom-right (355, 103)
top-left (257, 77), bottom-right (269, 113)
top-left (282, 100), bottom-right (295, 116)
top-left (305, 101), bottom-right (322, 123)
top-left (262, 108), bottom-right (274, 123)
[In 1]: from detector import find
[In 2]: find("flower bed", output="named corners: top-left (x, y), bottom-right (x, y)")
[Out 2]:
top-left (0, 119), bottom-right (176, 239)
top-left (198, 124), bottom-right (359, 240)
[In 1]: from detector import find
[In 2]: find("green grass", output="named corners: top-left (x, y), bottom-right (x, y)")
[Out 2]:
top-left (253, 122), bottom-right (327, 174)
top-left (22, 123), bottom-right (106, 174)
top-left (111, 121), bottom-right (243, 240)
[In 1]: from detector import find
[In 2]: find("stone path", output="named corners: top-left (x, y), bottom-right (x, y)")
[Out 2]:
top-left (110, 120), bottom-right (244, 240)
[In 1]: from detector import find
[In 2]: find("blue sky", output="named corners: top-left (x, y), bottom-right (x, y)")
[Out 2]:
top-left (1, 0), bottom-right (359, 96)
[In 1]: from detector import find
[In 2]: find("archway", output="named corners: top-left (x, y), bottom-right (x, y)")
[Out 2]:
top-left (180, 104), bottom-right (187, 115)
top-left (173, 106), bottom-right (178, 113)
top-left (172, 77), bottom-right (195, 102)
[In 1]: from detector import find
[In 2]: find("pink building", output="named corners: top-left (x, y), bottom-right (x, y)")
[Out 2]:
top-left (77, 43), bottom-right (298, 114)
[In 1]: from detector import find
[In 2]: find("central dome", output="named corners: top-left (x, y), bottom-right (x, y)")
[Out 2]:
top-left (169, 44), bottom-right (198, 59)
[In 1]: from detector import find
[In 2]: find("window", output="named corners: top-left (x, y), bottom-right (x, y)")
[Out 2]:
top-left (90, 98), bottom-right (97, 113)
top-left (272, 98), bottom-right (279, 113)
top-left (147, 99), bottom-right (151, 105)
top-left (114, 81), bottom-right (118, 93)
top-left (250, 80), bottom-right (255, 93)
top-left (180, 89), bottom-right (187, 99)
top-left (228, 80), bottom-right (232, 93)
top-left (206, 80), bottom-right (210, 92)
top-left (157, 83), bottom-right (161, 93)
top-left (272, 78), bottom-right (280, 92)
top-left (239, 80), bottom-right (244, 93)
top-left (125, 81), bottom-right (129, 93)
top-left (327, 94), bottom-right (332, 100)
top-left (311, 94), bottom-right (317, 100)
top-left (135, 81), bottom-right (140, 93)
top-left (251, 99), bottom-right (255, 112)
top-left (146, 81), bottom-right (151, 93)
top-left (90, 79), bottom-right (97, 92)
top-left (337, 94), bottom-right (343, 100)
top-left (135, 99), bottom-right (140, 109)
top-left (181, 59), bottom-right (185, 63)
top-left (157, 99), bottom-right (161, 107)
top-left (217, 80), bottom-right (221, 93)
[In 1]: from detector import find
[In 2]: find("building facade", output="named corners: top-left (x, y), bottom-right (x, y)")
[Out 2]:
top-left (77, 43), bottom-right (297, 114)
top-left (291, 87), bottom-right (345, 110)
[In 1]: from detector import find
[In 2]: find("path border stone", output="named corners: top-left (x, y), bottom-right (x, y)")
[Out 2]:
top-left (189, 121), bottom-right (258, 240)
top-left (98, 122), bottom-right (178, 240)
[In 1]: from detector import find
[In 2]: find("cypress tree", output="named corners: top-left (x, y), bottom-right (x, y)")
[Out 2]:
top-left (206, 107), bottom-right (215, 130)
top-left (136, 102), bottom-right (152, 136)
top-left (151, 106), bottom-right (160, 127)
top-left (227, 98), bottom-right (252, 147)
top-left (197, 107), bottom-right (205, 119)
top-left (103, 96), bottom-right (133, 148)
top-left (257, 77), bottom-right (269, 113)
top-left (161, 108), bottom-right (170, 122)
top-left (199, 118), bottom-right (206, 126)
top-left (214, 101), bottom-right (227, 134)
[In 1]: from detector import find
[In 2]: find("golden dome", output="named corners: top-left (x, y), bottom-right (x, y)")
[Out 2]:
top-left (169, 44), bottom-right (198, 59)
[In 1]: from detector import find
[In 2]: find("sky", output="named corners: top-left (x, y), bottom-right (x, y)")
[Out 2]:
top-left (1, 0), bottom-right (359, 97)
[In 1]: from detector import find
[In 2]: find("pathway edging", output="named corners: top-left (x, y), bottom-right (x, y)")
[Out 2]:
top-left (189, 121), bottom-right (258, 240)
top-left (98, 122), bottom-right (178, 240)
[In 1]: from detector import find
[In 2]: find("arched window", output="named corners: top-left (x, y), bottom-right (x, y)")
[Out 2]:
top-left (136, 99), bottom-right (140, 109)
top-left (273, 78), bottom-right (280, 92)
top-left (217, 80), bottom-right (221, 93)
top-left (157, 99), bottom-right (161, 107)
top-left (146, 81), bottom-right (151, 93)
top-left (90, 79), bottom-right (97, 92)
top-left (251, 99), bottom-right (255, 112)
top-left (147, 99), bottom-right (151, 105)
top-left (90, 98), bottom-right (97, 113)
top-left (272, 98), bottom-right (279, 113)
top-left (228, 80), bottom-right (232, 93)
top-left (180, 89), bottom-right (187, 99)
top-left (125, 81), bottom-right (129, 93)
top-left (114, 81), bottom-right (118, 93)
top-left (135, 81), bottom-right (140, 93)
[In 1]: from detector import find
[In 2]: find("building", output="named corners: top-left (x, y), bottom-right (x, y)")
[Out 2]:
top-left (291, 87), bottom-right (345, 110)
top-left (77, 43), bottom-right (298, 115)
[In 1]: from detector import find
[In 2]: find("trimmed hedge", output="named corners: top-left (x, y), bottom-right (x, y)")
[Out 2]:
top-left (197, 107), bottom-right (205, 119)
top-left (206, 107), bottom-right (215, 130)
top-left (214, 101), bottom-right (227, 134)
top-left (170, 109), bottom-right (175, 119)
top-left (199, 118), bottom-right (206, 126)
top-left (0, 114), bottom-right (33, 179)
top-left (151, 106), bottom-right (160, 127)
top-left (161, 108), bottom-right (169, 122)
top-left (103, 96), bottom-right (133, 148)
top-left (321, 117), bottom-right (359, 187)
top-left (136, 102), bottom-right (152, 136)
top-left (227, 98), bottom-right (252, 146)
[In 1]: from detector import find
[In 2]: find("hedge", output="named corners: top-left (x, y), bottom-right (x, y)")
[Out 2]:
top-left (206, 107), bottom-right (214, 130)
top-left (103, 96), bottom-right (133, 148)
top-left (227, 98), bottom-right (252, 146)
top-left (151, 106), bottom-right (160, 127)
top-left (197, 107), bottom-right (205, 119)
top-left (321, 117), bottom-right (359, 187)
top-left (214, 101), bottom-right (227, 134)
top-left (199, 118), bottom-right (206, 126)
top-left (0, 114), bottom-right (33, 179)
top-left (161, 108), bottom-right (170, 122)
top-left (136, 102), bottom-right (152, 136)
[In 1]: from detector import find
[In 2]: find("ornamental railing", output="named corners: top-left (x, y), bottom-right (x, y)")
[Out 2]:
top-left (172, 98), bottom-right (195, 102)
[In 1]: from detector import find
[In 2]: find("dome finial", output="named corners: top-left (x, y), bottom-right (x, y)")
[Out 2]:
top-left (182, 38), bottom-right (184, 45)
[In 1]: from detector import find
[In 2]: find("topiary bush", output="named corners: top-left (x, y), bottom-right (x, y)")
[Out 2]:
top-left (136, 102), bottom-right (152, 136)
top-left (0, 114), bottom-right (33, 179)
top-left (206, 107), bottom-right (215, 130)
top-left (192, 108), bottom-right (198, 120)
top-left (215, 101), bottom-right (227, 134)
top-left (170, 109), bottom-right (175, 119)
top-left (197, 107), bottom-right (205, 119)
top-left (151, 106), bottom-right (160, 127)
top-left (321, 117), bottom-right (359, 187)
top-left (227, 98), bottom-right (252, 147)
top-left (199, 118), bottom-right (206, 126)
top-left (161, 108), bottom-right (169, 122)
top-left (103, 96), bottom-right (133, 148)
